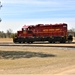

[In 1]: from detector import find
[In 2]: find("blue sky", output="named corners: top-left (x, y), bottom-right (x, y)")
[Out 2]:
top-left (0, 0), bottom-right (75, 32)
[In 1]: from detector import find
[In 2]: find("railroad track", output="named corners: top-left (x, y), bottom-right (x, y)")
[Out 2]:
top-left (0, 42), bottom-right (75, 48)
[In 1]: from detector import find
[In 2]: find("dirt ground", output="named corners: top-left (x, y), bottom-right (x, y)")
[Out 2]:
top-left (0, 38), bottom-right (75, 75)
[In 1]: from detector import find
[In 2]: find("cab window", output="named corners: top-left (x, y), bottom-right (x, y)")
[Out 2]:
top-left (22, 28), bottom-right (27, 31)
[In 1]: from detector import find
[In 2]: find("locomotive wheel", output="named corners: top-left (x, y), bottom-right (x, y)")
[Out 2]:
top-left (27, 41), bottom-right (30, 43)
top-left (23, 41), bottom-right (25, 43)
top-left (30, 41), bottom-right (33, 43)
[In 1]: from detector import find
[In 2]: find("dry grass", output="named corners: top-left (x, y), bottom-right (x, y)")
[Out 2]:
top-left (0, 46), bottom-right (75, 74)
top-left (0, 38), bottom-right (13, 43)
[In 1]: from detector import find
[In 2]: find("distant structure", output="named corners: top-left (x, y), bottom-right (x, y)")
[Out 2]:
top-left (0, 1), bottom-right (2, 22)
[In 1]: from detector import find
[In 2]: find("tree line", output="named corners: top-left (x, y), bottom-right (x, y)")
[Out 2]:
top-left (0, 29), bottom-right (15, 38)
top-left (0, 28), bottom-right (75, 38)
top-left (68, 28), bottom-right (75, 37)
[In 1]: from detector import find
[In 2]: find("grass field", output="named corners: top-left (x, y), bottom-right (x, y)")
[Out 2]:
top-left (0, 38), bottom-right (75, 74)
top-left (0, 38), bottom-right (13, 43)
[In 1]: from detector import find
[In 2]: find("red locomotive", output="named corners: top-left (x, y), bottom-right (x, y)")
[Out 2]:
top-left (13, 23), bottom-right (73, 43)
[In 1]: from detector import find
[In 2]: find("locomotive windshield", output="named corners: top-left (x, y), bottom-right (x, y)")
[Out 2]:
top-left (23, 28), bottom-right (27, 31)
top-left (22, 28), bottom-right (27, 31)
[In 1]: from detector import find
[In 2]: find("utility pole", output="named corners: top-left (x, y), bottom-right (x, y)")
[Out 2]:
top-left (0, 1), bottom-right (2, 22)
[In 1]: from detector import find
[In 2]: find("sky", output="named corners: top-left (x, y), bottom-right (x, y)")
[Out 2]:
top-left (0, 0), bottom-right (75, 32)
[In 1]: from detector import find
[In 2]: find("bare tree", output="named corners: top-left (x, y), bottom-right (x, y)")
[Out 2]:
top-left (68, 28), bottom-right (75, 37)
top-left (0, 2), bottom-right (2, 8)
top-left (6, 29), bottom-right (13, 38)
top-left (69, 28), bottom-right (75, 32)
top-left (0, 18), bottom-right (2, 22)
top-left (0, 31), bottom-right (6, 38)
top-left (0, 1), bottom-right (2, 22)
